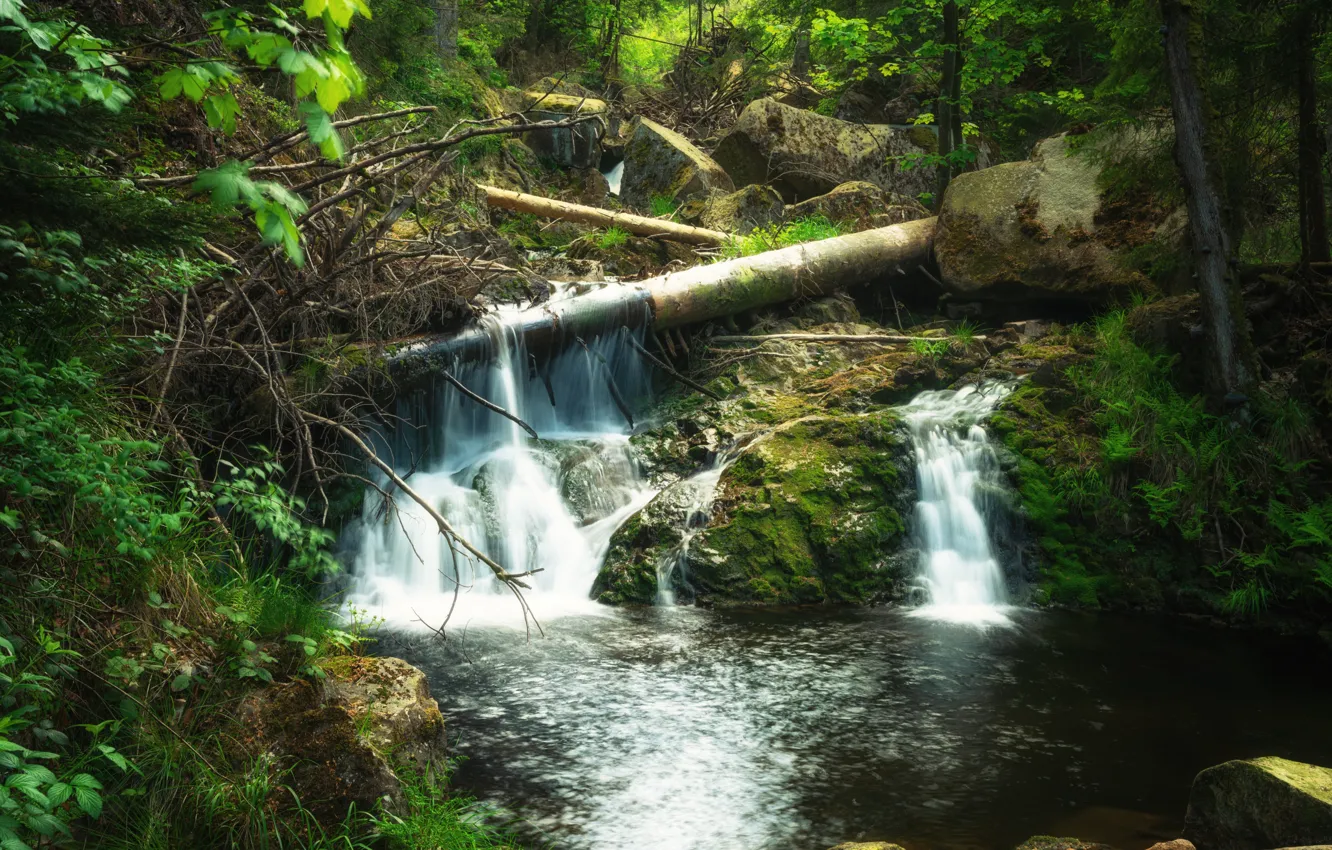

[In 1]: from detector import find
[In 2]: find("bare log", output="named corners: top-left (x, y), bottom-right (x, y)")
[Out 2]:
top-left (479, 185), bottom-right (731, 246)
top-left (389, 217), bottom-right (937, 371)
top-left (708, 332), bottom-right (984, 344)
top-left (647, 216), bottom-right (936, 328)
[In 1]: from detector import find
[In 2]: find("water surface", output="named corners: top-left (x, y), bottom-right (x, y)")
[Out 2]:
top-left (381, 607), bottom-right (1332, 850)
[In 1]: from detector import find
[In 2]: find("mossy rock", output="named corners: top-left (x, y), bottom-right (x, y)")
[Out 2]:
top-left (711, 98), bottom-right (934, 202)
top-left (598, 410), bottom-right (915, 606)
top-left (679, 184), bottom-right (785, 234)
top-left (1015, 837), bottom-right (1115, 850)
top-left (620, 117), bottom-right (733, 211)
top-left (236, 656), bottom-right (446, 827)
top-left (1183, 758), bottom-right (1332, 850)
top-left (786, 181), bottom-right (929, 232)
top-left (935, 134), bottom-right (1172, 308)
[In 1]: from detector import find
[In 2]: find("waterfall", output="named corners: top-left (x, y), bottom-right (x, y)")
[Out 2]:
top-left (603, 160), bottom-right (624, 196)
top-left (343, 307), bottom-right (656, 629)
top-left (902, 383), bottom-right (1014, 626)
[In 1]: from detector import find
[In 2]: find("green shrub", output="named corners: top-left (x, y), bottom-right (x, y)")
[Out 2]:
top-left (597, 226), bottom-right (630, 250)
top-left (723, 215), bottom-right (843, 258)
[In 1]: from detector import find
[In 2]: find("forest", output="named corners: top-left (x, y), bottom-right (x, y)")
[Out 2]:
top-left (2, 0), bottom-right (1332, 848)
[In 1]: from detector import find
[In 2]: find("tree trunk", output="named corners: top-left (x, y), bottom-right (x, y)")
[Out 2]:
top-left (478, 185), bottom-right (732, 245)
top-left (792, 1), bottom-right (812, 80)
top-left (1159, 0), bottom-right (1257, 398)
top-left (950, 49), bottom-right (965, 174)
top-left (394, 217), bottom-right (938, 365)
top-left (433, 0), bottom-right (459, 60)
top-left (935, 0), bottom-right (959, 211)
top-left (1297, 9), bottom-right (1330, 264)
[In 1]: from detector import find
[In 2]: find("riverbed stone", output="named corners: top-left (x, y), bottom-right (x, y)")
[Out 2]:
top-left (934, 133), bottom-right (1176, 308)
top-left (1015, 837), bottom-right (1115, 850)
top-left (620, 117), bottom-right (733, 211)
top-left (1147, 840), bottom-right (1197, 850)
top-left (711, 97), bottom-right (934, 202)
top-left (827, 843), bottom-right (907, 850)
top-left (1182, 757), bottom-right (1332, 850)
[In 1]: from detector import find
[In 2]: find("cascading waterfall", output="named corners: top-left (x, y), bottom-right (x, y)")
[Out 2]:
top-left (903, 383), bottom-right (1015, 626)
top-left (343, 306), bottom-right (657, 628)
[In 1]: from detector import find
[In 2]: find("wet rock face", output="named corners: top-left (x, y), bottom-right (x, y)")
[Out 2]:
top-left (620, 117), bottom-right (733, 211)
top-left (1183, 757), bottom-right (1332, 850)
top-left (934, 133), bottom-right (1178, 308)
top-left (711, 98), bottom-right (934, 203)
top-left (1014, 838), bottom-right (1116, 850)
top-left (237, 656), bottom-right (446, 825)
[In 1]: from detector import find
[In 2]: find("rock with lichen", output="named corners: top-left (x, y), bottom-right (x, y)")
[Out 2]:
top-left (934, 133), bottom-right (1181, 308)
top-left (1183, 757), bottom-right (1332, 850)
top-left (620, 117), bottom-right (734, 211)
top-left (236, 656), bottom-right (446, 826)
top-left (711, 98), bottom-right (934, 202)
top-left (678, 184), bottom-right (786, 234)
top-left (786, 181), bottom-right (930, 231)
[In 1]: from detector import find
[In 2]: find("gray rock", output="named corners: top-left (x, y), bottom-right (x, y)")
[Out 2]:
top-left (620, 117), bottom-right (733, 210)
top-left (934, 133), bottom-right (1179, 307)
top-left (522, 90), bottom-right (607, 168)
top-left (711, 98), bottom-right (935, 202)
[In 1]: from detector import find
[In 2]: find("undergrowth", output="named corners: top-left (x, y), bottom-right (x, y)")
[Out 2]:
top-left (996, 311), bottom-right (1332, 619)
top-left (722, 215), bottom-right (843, 258)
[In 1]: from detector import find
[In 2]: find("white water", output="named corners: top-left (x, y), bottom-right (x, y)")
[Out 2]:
top-left (343, 314), bottom-right (656, 629)
top-left (903, 383), bottom-right (1015, 627)
top-left (603, 160), bottom-right (624, 196)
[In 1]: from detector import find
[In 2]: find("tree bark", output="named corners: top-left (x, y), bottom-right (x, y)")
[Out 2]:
top-left (478, 185), bottom-right (732, 245)
top-left (433, 0), bottom-right (459, 60)
top-left (935, 0), bottom-right (959, 211)
top-left (1297, 8), bottom-right (1330, 264)
top-left (1158, 0), bottom-right (1257, 397)
top-left (393, 217), bottom-right (938, 367)
top-left (792, 1), bottom-right (812, 80)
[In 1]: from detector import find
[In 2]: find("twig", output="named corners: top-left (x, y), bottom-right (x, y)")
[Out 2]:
top-left (626, 334), bottom-right (722, 400)
top-left (439, 370), bottom-right (540, 439)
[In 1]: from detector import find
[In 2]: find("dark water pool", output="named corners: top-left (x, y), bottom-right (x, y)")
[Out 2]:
top-left (379, 608), bottom-right (1332, 850)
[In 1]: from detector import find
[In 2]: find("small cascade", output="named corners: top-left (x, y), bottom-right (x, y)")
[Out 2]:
top-left (652, 451), bottom-right (734, 605)
top-left (344, 307), bottom-right (657, 628)
top-left (902, 383), bottom-right (1015, 626)
top-left (603, 160), bottom-right (624, 196)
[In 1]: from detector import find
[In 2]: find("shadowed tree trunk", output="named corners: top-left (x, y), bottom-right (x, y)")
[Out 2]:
top-left (1159, 0), bottom-right (1257, 398)
top-left (792, 1), bottom-right (812, 80)
top-left (935, 0), bottom-right (959, 211)
top-left (433, 0), bottom-right (459, 60)
top-left (1296, 7), bottom-right (1330, 264)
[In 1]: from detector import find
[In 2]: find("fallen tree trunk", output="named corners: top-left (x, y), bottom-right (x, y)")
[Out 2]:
top-left (391, 217), bottom-right (937, 370)
top-left (647, 216), bottom-right (936, 328)
top-left (479, 185), bottom-right (730, 246)
top-left (708, 332), bottom-right (983, 344)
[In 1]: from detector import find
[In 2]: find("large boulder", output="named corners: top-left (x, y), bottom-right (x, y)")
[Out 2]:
top-left (620, 117), bottom-right (734, 210)
top-left (236, 656), bottom-right (446, 825)
top-left (521, 90), bottom-right (607, 169)
top-left (1183, 757), bottom-right (1332, 850)
top-left (711, 98), bottom-right (935, 203)
top-left (597, 411), bottom-right (916, 606)
top-left (934, 133), bottom-right (1176, 308)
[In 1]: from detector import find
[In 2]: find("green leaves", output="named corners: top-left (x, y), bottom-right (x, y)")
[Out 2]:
top-left (303, 0), bottom-right (373, 29)
top-left (193, 163), bottom-right (310, 265)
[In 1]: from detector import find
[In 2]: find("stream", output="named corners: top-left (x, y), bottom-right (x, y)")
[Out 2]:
top-left (340, 319), bottom-right (1332, 850)
top-left (380, 607), bottom-right (1332, 850)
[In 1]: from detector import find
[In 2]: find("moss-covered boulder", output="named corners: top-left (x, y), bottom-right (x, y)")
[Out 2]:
top-left (787, 180), bottom-right (930, 231)
top-left (597, 411), bottom-right (916, 606)
top-left (679, 183), bottom-right (786, 234)
top-left (236, 656), bottom-right (446, 825)
top-left (711, 98), bottom-right (934, 202)
top-left (1014, 838), bottom-right (1114, 850)
top-left (621, 117), bottom-right (734, 210)
top-left (1183, 757), bottom-right (1332, 850)
top-left (827, 843), bottom-right (907, 850)
top-left (935, 134), bottom-right (1172, 308)
top-left (521, 90), bottom-right (607, 169)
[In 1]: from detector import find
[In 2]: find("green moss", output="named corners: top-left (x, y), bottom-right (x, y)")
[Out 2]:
top-left (908, 125), bottom-right (939, 153)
